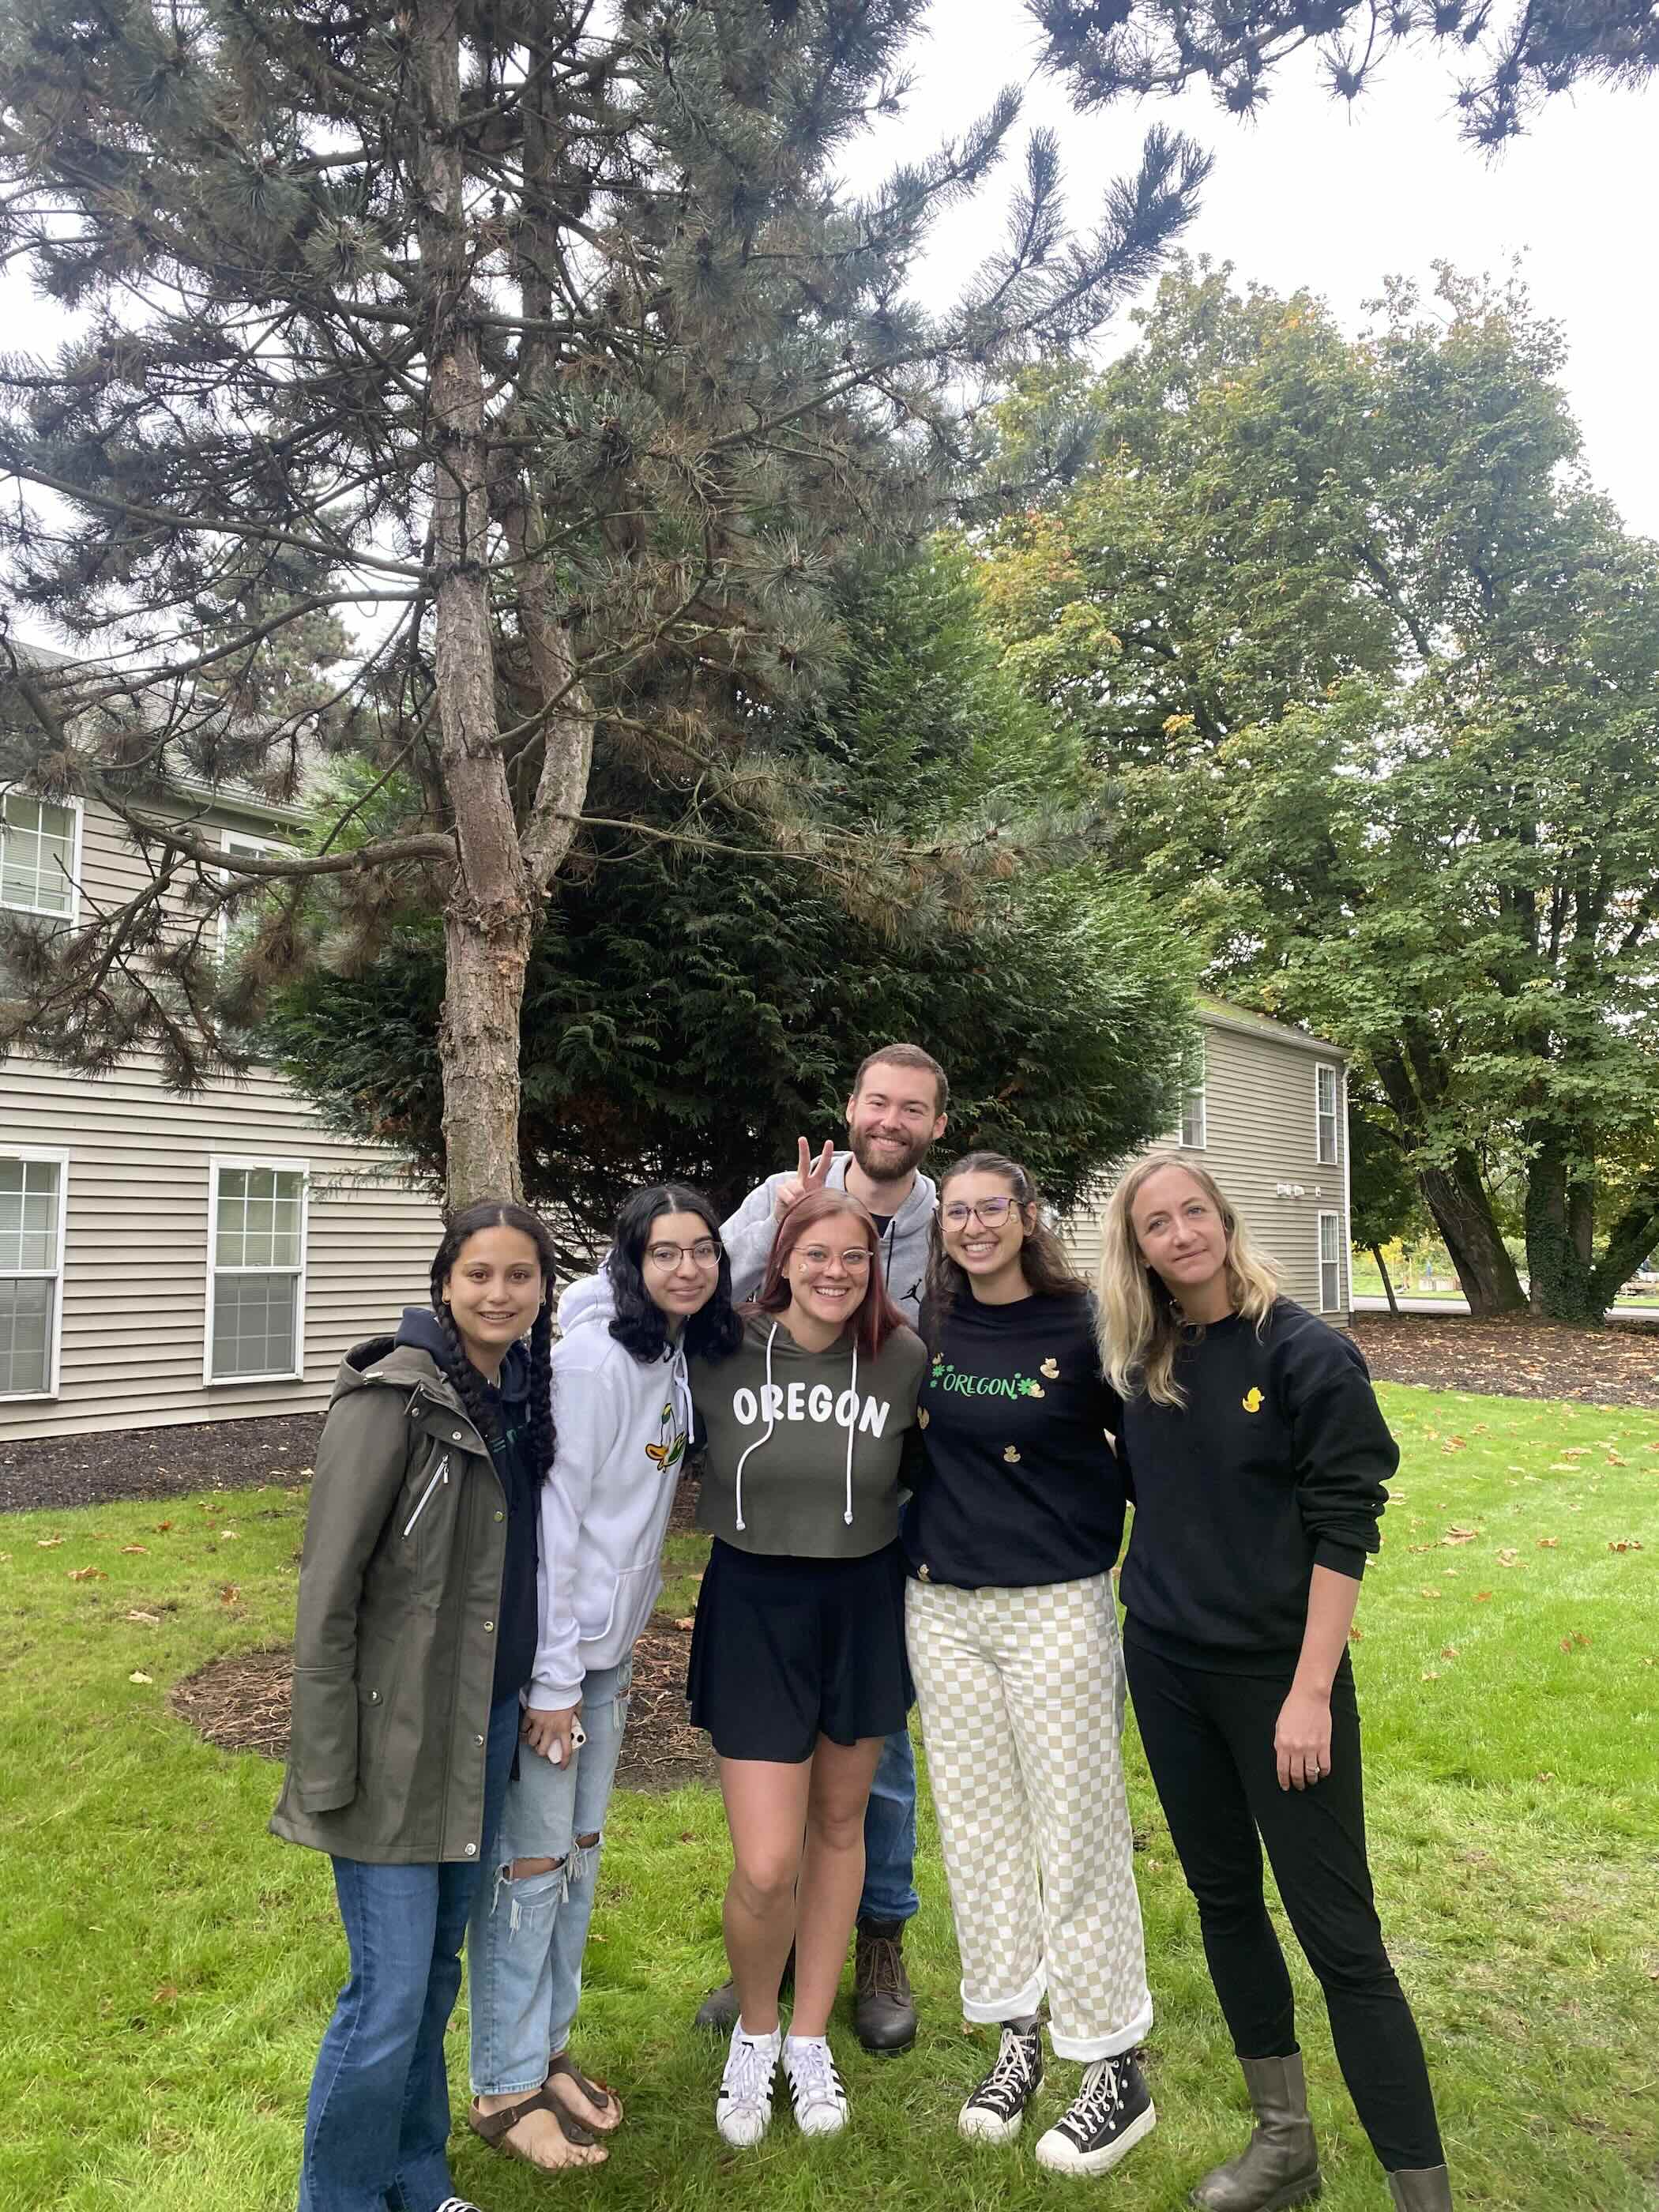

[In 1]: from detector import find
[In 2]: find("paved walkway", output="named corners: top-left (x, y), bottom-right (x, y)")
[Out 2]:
top-left (1352, 1294), bottom-right (1656, 1322)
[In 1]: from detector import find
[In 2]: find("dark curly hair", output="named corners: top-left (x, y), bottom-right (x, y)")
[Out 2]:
top-left (606, 1183), bottom-right (743, 1363)
top-left (430, 1200), bottom-right (558, 1481)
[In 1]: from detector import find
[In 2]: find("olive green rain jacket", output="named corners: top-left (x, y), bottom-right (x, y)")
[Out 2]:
top-left (269, 1338), bottom-right (510, 1864)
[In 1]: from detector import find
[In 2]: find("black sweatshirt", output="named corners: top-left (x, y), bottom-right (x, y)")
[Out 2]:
top-left (1118, 1298), bottom-right (1396, 1670)
top-left (902, 1290), bottom-right (1127, 1589)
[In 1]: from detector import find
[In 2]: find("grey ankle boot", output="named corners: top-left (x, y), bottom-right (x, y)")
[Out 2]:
top-left (1386, 2167), bottom-right (1452, 2210)
top-left (1189, 2052), bottom-right (1322, 2211)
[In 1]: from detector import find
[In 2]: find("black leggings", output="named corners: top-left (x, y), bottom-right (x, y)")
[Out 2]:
top-left (1125, 1636), bottom-right (1443, 2175)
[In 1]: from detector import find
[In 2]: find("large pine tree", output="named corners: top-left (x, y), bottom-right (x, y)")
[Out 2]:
top-left (0, 0), bottom-right (1206, 1203)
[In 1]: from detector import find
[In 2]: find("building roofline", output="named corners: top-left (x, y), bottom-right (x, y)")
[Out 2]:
top-left (1197, 994), bottom-right (1350, 1059)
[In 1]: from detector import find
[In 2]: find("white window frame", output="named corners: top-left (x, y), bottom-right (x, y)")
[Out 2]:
top-left (1179, 1040), bottom-right (1208, 1150)
top-left (0, 786), bottom-right (83, 926)
top-left (1317, 1209), bottom-right (1343, 1314)
top-left (0, 1145), bottom-right (70, 1400)
top-left (216, 829), bottom-right (292, 960)
top-left (205, 1154), bottom-right (310, 1386)
top-left (1315, 1062), bottom-right (1340, 1166)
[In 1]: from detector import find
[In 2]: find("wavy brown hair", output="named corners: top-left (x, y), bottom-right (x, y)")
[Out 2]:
top-left (1097, 1151), bottom-right (1279, 1409)
top-left (923, 1152), bottom-right (1087, 1349)
top-left (749, 1188), bottom-right (908, 1359)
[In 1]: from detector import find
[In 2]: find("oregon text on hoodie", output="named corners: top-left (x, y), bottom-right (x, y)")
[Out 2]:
top-left (690, 1312), bottom-right (927, 1559)
top-left (720, 1153), bottom-right (937, 1322)
top-left (1118, 1298), bottom-right (1398, 1668)
top-left (530, 1272), bottom-right (693, 1711)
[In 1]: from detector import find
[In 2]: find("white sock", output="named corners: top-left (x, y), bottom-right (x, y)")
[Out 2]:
top-left (784, 2033), bottom-right (829, 2052)
top-left (736, 2022), bottom-right (781, 2047)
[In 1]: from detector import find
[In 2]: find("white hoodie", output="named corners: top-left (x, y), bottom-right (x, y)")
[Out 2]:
top-left (529, 1271), bottom-right (692, 1711)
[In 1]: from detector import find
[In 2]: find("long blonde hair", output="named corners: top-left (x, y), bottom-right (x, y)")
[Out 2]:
top-left (1097, 1152), bottom-right (1279, 1408)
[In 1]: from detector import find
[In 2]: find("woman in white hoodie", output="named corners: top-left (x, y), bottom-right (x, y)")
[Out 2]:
top-left (465, 1183), bottom-right (742, 2175)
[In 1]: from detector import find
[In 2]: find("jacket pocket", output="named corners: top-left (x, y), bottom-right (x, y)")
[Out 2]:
top-left (402, 1452), bottom-right (450, 1538)
top-left (579, 1561), bottom-right (657, 1646)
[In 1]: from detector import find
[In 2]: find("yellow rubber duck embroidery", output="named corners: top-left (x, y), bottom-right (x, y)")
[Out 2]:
top-left (1040, 1359), bottom-right (1059, 1379)
top-left (1003, 1445), bottom-right (1021, 1463)
top-left (1029, 1383), bottom-right (1045, 1398)
top-left (1242, 1386), bottom-right (1264, 1413)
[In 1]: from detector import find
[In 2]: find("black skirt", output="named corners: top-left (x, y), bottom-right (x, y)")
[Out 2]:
top-left (687, 1538), bottom-right (910, 1763)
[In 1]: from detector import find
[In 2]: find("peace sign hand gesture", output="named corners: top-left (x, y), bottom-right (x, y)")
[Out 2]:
top-left (773, 1137), bottom-right (836, 1222)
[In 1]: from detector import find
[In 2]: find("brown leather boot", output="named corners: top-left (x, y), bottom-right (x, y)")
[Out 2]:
top-left (1386, 2168), bottom-right (1452, 2210)
top-left (852, 1917), bottom-right (916, 2053)
top-left (1189, 2051), bottom-right (1322, 2210)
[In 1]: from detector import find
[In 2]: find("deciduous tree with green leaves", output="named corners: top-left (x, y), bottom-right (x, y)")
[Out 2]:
top-left (0, 0), bottom-right (1206, 1206)
top-left (976, 263), bottom-right (1659, 1322)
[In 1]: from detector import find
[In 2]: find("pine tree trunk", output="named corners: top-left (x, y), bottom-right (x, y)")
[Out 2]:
top-left (415, 0), bottom-right (532, 1208)
top-left (1416, 1153), bottom-right (1527, 1316)
top-left (1371, 1245), bottom-right (1401, 1318)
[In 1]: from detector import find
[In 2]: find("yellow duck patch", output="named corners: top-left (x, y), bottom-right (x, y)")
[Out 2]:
top-left (1040, 1359), bottom-right (1059, 1379)
top-left (1003, 1446), bottom-right (1021, 1463)
top-left (917, 1409), bottom-right (930, 1428)
top-left (1242, 1386), bottom-right (1264, 1414)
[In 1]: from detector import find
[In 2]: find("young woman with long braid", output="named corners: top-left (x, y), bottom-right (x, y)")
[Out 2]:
top-left (1099, 1153), bottom-right (1450, 2212)
top-left (273, 1200), bottom-right (559, 2212)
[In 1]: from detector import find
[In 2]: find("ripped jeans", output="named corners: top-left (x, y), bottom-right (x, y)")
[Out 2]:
top-left (466, 1657), bottom-right (631, 2097)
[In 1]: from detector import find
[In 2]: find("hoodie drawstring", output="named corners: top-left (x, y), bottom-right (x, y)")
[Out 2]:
top-left (842, 1340), bottom-right (858, 1526)
top-left (731, 1322), bottom-right (778, 1533)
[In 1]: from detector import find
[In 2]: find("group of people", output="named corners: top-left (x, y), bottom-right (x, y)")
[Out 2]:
top-left (273, 1043), bottom-right (1454, 2212)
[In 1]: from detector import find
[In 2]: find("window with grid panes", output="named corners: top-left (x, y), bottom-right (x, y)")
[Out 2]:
top-left (1, 790), bottom-right (77, 917)
top-left (1316, 1063), bottom-right (1340, 1164)
top-left (0, 1156), bottom-right (64, 1395)
top-left (209, 1163), bottom-right (306, 1379)
top-left (1319, 1212), bottom-right (1342, 1312)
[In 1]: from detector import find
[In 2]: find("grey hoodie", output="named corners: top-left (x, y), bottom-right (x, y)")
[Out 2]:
top-left (531, 1272), bottom-right (693, 1710)
top-left (720, 1150), bottom-right (937, 1322)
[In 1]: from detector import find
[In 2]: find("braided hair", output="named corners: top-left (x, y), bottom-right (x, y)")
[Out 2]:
top-left (429, 1200), bottom-right (559, 1483)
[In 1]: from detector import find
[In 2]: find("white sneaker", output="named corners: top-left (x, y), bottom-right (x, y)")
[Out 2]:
top-left (717, 2022), bottom-right (781, 2147)
top-left (782, 2033), bottom-right (849, 2137)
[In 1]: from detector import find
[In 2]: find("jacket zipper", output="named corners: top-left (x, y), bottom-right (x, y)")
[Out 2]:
top-left (403, 1453), bottom-right (450, 1537)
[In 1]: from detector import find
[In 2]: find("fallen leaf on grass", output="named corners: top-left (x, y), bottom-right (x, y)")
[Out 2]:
top-left (129, 1672), bottom-right (152, 1685)
top-left (152, 1521), bottom-right (172, 1533)
top-left (1418, 1587), bottom-right (1443, 1599)
top-left (36, 1536), bottom-right (62, 1549)
top-left (218, 1529), bottom-right (239, 1540)
top-left (120, 1544), bottom-right (149, 1556)
top-left (126, 1609), bottom-right (161, 1625)
top-left (1559, 1447), bottom-right (1589, 1459)
top-left (1496, 1548), bottom-right (1520, 1567)
top-left (219, 1584), bottom-right (241, 1605)
top-left (1440, 1646), bottom-right (1460, 1659)
top-left (152, 1984), bottom-right (178, 2005)
top-left (1608, 1538), bottom-right (1645, 1553)
top-left (69, 1565), bottom-right (107, 1582)
top-left (1474, 1591), bottom-right (1494, 1602)
top-left (1560, 1632), bottom-right (1593, 1653)
top-left (1442, 1525), bottom-right (1480, 1544)
top-left (1537, 1537), bottom-right (1559, 1549)
top-left (1420, 1669), bottom-right (1440, 1681)
top-left (1606, 1453), bottom-right (1628, 1466)
top-left (1347, 1627), bottom-right (1363, 1644)
top-left (672, 1616), bottom-right (694, 1631)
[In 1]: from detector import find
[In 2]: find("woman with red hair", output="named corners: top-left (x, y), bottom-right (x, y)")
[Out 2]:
top-left (688, 1189), bottom-right (927, 2150)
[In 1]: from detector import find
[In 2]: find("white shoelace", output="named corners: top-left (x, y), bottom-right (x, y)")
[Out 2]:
top-left (784, 2036), bottom-right (846, 2120)
top-left (720, 2029), bottom-right (778, 2112)
top-left (1060, 2056), bottom-right (1126, 2139)
top-left (969, 2026), bottom-right (1040, 2118)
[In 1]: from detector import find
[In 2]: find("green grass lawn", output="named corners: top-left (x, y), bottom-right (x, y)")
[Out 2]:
top-left (3, 1385), bottom-right (1656, 2211)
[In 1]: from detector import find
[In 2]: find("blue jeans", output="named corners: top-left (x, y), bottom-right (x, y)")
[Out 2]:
top-left (860, 1724), bottom-right (918, 1924)
top-left (298, 1691), bottom-right (520, 2212)
top-left (467, 1658), bottom-right (632, 2096)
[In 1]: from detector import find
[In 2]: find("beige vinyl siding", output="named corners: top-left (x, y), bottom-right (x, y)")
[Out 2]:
top-left (2, 796), bottom-right (442, 1440)
top-left (1, 1051), bottom-right (442, 1439)
top-left (1063, 1006), bottom-right (1351, 1321)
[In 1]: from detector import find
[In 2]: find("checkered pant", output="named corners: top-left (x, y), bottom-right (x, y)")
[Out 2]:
top-left (906, 1574), bottom-right (1153, 2060)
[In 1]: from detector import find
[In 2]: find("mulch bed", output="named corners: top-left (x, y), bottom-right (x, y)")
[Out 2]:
top-left (0, 1413), bottom-right (322, 1515)
top-left (1351, 1311), bottom-right (1659, 1410)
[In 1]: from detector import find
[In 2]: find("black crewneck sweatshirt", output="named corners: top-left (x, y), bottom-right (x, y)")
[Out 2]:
top-left (1118, 1298), bottom-right (1396, 1669)
top-left (902, 1291), bottom-right (1127, 1589)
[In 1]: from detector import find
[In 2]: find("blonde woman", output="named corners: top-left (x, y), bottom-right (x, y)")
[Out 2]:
top-left (1099, 1153), bottom-right (1450, 2212)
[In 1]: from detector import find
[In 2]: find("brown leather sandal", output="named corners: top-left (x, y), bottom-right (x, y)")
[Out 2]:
top-left (547, 2050), bottom-right (624, 2131)
top-left (467, 2084), bottom-right (605, 2169)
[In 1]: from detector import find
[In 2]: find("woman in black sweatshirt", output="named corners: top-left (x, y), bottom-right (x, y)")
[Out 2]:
top-left (1099, 1151), bottom-right (1450, 2212)
top-left (904, 1153), bottom-right (1154, 2181)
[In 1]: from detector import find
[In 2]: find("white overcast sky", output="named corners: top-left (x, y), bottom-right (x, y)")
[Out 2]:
top-left (847, 2), bottom-right (1659, 539)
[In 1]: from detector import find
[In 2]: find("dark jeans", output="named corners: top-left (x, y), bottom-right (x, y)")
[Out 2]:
top-left (1125, 1636), bottom-right (1443, 2175)
top-left (860, 1725), bottom-right (918, 1924)
top-left (299, 1691), bottom-right (521, 2212)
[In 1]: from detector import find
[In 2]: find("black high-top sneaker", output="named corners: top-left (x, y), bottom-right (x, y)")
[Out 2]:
top-left (1035, 2052), bottom-right (1157, 2177)
top-left (957, 2021), bottom-right (1044, 2144)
